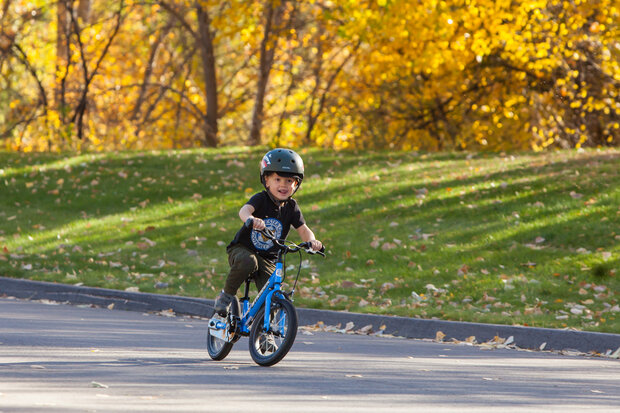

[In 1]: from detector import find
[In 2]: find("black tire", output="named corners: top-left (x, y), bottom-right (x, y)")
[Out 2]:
top-left (206, 297), bottom-right (240, 361)
top-left (248, 296), bottom-right (298, 366)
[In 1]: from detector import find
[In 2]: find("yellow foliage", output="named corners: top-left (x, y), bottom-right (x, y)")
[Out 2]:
top-left (1, 0), bottom-right (618, 152)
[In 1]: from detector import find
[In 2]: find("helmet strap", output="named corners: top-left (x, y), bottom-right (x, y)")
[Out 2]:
top-left (264, 187), bottom-right (287, 206)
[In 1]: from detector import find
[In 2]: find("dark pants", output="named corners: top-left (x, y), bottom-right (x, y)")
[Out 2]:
top-left (223, 244), bottom-right (276, 296)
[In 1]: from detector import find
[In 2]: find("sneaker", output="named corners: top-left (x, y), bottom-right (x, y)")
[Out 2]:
top-left (214, 291), bottom-right (234, 316)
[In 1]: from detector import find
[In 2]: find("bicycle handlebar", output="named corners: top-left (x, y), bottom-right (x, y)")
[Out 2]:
top-left (244, 218), bottom-right (326, 257)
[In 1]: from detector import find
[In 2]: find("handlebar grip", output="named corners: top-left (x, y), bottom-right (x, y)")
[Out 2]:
top-left (301, 243), bottom-right (326, 257)
top-left (246, 217), bottom-right (275, 239)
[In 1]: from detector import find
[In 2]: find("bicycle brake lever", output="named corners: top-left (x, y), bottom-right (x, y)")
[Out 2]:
top-left (304, 247), bottom-right (326, 257)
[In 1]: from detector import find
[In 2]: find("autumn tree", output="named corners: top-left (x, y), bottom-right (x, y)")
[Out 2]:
top-left (1, 0), bottom-right (617, 152)
top-left (248, 0), bottom-right (287, 146)
top-left (320, 0), bottom-right (619, 151)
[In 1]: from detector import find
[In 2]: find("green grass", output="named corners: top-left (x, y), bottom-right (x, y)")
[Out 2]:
top-left (1, 147), bottom-right (618, 333)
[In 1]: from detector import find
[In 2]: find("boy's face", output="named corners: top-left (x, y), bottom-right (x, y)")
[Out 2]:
top-left (264, 173), bottom-right (298, 201)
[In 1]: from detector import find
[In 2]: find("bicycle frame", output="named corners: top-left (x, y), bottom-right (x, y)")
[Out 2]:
top-left (239, 260), bottom-right (286, 334)
top-left (209, 257), bottom-right (287, 342)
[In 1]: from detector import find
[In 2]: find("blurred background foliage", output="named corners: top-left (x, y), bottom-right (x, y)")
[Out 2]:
top-left (1, 0), bottom-right (618, 152)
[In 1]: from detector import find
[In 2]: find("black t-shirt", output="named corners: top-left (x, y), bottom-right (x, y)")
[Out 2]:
top-left (228, 191), bottom-right (305, 260)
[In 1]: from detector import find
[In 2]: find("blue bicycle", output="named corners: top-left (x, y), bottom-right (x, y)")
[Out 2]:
top-left (206, 219), bottom-right (325, 366)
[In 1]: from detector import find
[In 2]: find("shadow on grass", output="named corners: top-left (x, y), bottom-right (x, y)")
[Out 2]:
top-left (1, 149), bottom-right (617, 330)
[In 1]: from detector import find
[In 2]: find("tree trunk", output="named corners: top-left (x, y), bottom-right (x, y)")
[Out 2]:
top-left (68, 0), bottom-right (124, 140)
top-left (131, 21), bottom-right (173, 121)
top-left (77, 0), bottom-right (91, 22)
top-left (249, 0), bottom-right (284, 146)
top-left (196, 4), bottom-right (218, 147)
top-left (304, 42), bottom-right (358, 144)
top-left (55, 0), bottom-right (70, 121)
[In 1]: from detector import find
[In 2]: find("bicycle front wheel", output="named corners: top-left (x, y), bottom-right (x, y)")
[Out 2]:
top-left (249, 296), bottom-right (298, 367)
top-left (206, 297), bottom-right (239, 361)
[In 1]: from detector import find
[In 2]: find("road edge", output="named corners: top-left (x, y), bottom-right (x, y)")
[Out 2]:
top-left (1, 276), bottom-right (618, 354)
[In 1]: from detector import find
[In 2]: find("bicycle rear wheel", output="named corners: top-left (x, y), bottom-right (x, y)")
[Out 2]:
top-left (249, 296), bottom-right (298, 366)
top-left (206, 297), bottom-right (239, 361)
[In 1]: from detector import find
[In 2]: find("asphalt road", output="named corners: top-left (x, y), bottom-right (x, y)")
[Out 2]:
top-left (3, 276), bottom-right (619, 354)
top-left (1, 298), bottom-right (619, 412)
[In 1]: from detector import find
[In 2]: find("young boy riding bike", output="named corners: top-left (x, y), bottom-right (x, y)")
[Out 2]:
top-left (214, 148), bottom-right (323, 316)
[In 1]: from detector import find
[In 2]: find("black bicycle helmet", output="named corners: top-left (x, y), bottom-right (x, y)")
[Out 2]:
top-left (260, 148), bottom-right (304, 189)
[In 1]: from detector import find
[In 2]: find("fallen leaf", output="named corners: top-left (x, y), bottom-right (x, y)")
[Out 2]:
top-left (158, 309), bottom-right (176, 317)
top-left (91, 381), bottom-right (109, 389)
top-left (435, 331), bottom-right (446, 342)
top-left (381, 282), bottom-right (395, 291)
top-left (141, 237), bottom-right (156, 247)
top-left (357, 325), bottom-right (373, 334)
top-left (381, 242), bottom-right (397, 251)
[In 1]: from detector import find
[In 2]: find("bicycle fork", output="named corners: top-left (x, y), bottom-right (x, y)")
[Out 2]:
top-left (263, 262), bottom-right (285, 333)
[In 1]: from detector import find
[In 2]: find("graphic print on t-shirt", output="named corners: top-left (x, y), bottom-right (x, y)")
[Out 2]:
top-left (251, 217), bottom-right (283, 250)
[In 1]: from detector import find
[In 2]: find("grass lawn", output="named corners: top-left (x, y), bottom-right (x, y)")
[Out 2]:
top-left (0, 147), bottom-right (618, 333)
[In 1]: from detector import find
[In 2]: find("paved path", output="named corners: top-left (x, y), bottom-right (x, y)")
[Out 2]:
top-left (2, 276), bottom-right (619, 354)
top-left (1, 297), bottom-right (619, 412)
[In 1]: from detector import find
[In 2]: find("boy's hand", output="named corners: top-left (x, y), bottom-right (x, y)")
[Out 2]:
top-left (252, 218), bottom-right (266, 231)
top-left (308, 240), bottom-right (323, 251)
